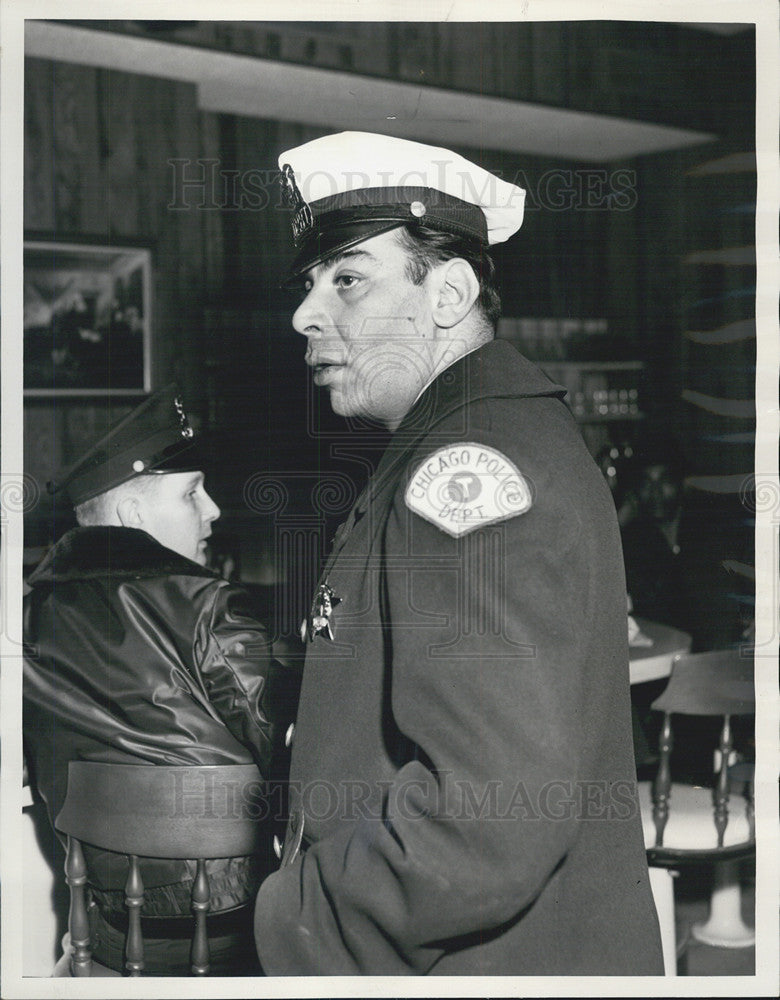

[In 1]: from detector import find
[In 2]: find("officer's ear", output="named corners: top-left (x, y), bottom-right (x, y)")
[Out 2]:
top-left (429, 258), bottom-right (480, 330)
top-left (116, 493), bottom-right (143, 528)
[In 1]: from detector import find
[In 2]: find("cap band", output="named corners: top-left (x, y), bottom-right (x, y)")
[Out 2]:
top-left (62, 436), bottom-right (199, 505)
top-left (284, 188), bottom-right (488, 280)
top-left (294, 186), bottom-right (488, 246)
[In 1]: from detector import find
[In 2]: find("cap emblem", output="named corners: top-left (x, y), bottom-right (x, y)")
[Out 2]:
top-left (174, 395), bottom-right (194, 440)
top-left (281, 163), bottom-right (314, 244)
top-left (410, 201), bottom-right (427, 218)
top-left (132, 460), bottom-right (146, 473)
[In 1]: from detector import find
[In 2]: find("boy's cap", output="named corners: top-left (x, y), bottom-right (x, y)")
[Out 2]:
top-left (48, 384), bottom-right (202, 505)
top-left (278, 131), bottom-right (526, 279)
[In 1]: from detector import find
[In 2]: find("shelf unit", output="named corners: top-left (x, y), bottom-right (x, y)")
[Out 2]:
top-left (496, 324), bottom-right (645, 449)
top-left (539, 361), bottom-right (644, 423)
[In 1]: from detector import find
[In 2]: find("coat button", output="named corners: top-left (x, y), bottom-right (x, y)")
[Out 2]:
top-left (285, 723), bottom-right (295, 748)
top-left (230, 641), bottom-right (246, 656)
top-left (273, 835), bottom-right (283, 860)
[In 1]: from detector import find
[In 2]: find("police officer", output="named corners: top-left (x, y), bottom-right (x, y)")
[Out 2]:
top-left (24, 386), bottom-right (297, 975)
top-left (254, 132), bottom-right (663, 975)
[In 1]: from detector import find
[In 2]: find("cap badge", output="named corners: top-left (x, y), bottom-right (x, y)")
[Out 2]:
top-left (173, 395), bottom-right (194, 440)
top-left (132, 460), bottom-right (146, 473)
top-left (410, 201), bottom-right (427, 218)
top-left (281, 163), bottom-right (314, 244)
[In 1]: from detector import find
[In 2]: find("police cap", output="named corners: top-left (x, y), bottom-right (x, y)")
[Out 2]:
top-left (48, 384), bottom-right (202, 506)
top-left (278, 131), bottom-right (526, 280)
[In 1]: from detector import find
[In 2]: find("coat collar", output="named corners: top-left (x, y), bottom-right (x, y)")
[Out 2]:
top-left (27, 526), bottom-right (219, 586)
top-left (400, 338), bottom-right (565, 438)
top-left (366, 339), bottom-right (566, 501)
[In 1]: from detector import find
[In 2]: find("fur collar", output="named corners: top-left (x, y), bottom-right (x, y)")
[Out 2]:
top-left (27, 526), bottom-right (219, 585)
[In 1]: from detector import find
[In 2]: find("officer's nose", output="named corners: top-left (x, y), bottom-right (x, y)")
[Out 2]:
top-left (292, 280), bottom-right (328, 339)
top-left (202, 490), bottom-right (221, 524)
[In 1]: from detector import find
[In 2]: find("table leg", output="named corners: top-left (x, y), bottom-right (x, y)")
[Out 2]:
top-left (691, 860), bottom-right (755, 948)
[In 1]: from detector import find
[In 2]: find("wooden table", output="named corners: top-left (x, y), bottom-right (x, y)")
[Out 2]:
top-left (629, 618), bottom-right (692, 685)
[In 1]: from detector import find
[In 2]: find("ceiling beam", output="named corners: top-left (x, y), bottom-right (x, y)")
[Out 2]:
top-left (25, 20), bottom-right (715, 162)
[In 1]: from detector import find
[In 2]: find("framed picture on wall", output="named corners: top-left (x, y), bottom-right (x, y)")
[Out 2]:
top-left (23, 239), bottom-right (152, 395)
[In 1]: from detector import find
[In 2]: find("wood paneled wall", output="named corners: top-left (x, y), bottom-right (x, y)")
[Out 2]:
top-left (23, 55), bottom-right (625, 524)
top-left (24, 57), bottom-right (216, 373)
top-left (24, 58), bottom-right (219, 541)
top-left (22, 35), bottom-right (756, 647)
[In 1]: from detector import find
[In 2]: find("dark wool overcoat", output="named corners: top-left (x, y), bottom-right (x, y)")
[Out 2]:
top-left (254, 340), bottom-right (663, 975)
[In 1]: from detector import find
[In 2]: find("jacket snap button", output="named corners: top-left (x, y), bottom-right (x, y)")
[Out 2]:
top-left (273, 834), bottom-right (283, 860)
top-left (285, 723), bottom-right (295, 748)
top-left (231, 641), bottom-right (246, 656)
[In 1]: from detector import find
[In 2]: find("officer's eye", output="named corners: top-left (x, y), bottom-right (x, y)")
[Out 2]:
top-left (334, 274), bottom-right (358, 289)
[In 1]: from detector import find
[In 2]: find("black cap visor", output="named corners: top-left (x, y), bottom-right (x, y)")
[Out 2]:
top-left (283, 219), bottom-right (405, 287)
top-left (56, 439), bottom-right (202, 506)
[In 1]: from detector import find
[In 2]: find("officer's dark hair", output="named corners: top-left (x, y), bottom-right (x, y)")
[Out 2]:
top-left (394, 225), bottom-right (502, 330)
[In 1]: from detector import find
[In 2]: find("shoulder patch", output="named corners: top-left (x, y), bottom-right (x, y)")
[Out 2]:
top-left (405, 442), bottom-right (533, 537)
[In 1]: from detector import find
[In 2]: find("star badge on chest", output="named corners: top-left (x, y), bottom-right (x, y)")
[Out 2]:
top-left (300, 581), bottom-right (342, 643)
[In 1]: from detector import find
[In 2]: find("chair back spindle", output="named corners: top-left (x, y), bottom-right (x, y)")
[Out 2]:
top-left (191, 858), bottom-right (211, 975)
top-left (746, 774), bottom-right (755, 841)
top-left (124, 856), bottom-right (145, 976)
top-left (652, 714), bottom-right (673, 846)
top-left (714, 715), bottom-right (733, 848)
top-left (64, 836), bottom-right (93, 976)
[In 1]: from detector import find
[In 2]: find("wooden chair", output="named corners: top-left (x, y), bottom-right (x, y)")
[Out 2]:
top-left (54, 762), bottom-right (264, 977)
top-left (637, 649), bottom-right (755, 975)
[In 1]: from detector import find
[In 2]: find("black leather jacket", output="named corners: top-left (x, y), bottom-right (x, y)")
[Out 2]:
top-left (23, 526), bottom-right (297, 917)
